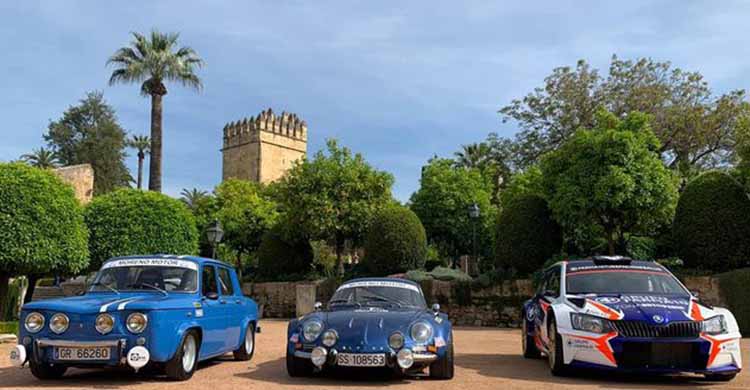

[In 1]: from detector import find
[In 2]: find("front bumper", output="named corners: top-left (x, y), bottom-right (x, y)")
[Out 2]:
top-left (12, 338), bottom-right (151, 370)
top-left (293, 347), bottom-right (438, 370)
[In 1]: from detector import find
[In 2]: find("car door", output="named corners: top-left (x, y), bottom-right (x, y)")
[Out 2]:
top-left (537, 266), bottom-right (561, 348)
top-left (217, 266), bottom-right (241, 350)
top-left (199, 264), bottom-right (225, 357)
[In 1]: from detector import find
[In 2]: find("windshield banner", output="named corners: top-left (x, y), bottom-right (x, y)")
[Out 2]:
top-left (102, 258), bottom-right (198, 271)
top-left (337, 280), bottom-right (420, 292)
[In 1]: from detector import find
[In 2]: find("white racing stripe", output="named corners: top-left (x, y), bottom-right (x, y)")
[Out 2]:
top-left (100, 297), bottom-right (138, 313)
top-left (117, 298), bottom-right (142, 311)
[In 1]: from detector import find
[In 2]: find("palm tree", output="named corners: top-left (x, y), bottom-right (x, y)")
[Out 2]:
top-left (126, 134), bottom-right (150, 189)
top-left (454, 143), bottom-right (490, 169)
top-left (180, 188), bottom-right (209, 210)
top-left (21, 147), bottom-right (60, 169)
top-left (107, 30), bottom-right (204, 192)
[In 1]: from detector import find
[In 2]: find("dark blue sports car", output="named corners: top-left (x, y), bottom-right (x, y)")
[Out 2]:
top-left (285, 278), bottom-right (454, 379)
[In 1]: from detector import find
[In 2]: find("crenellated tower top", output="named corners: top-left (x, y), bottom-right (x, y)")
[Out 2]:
top-left (222, 108), bottom-right (307, 149)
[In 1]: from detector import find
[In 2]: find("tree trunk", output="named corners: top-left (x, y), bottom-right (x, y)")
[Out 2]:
top-left (136, 151), bottom-right (144, 189)
top-left (336, 236), bottom-right (345, 276)
top-left (606, 229), bottom-right (616, 256)
top-left (149, 93), bottom-right (163, 192)
top-left (0, 271), bottom-right (9, 320)
top-left (24, 274), bottom-right (40, 304)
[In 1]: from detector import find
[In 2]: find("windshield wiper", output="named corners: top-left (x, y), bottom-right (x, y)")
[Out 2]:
top-left (329, 299), bottom-right (362, 308)
top-left (127, 282), bottom-right (168, 296)
top-left (90, 282), bottom-right (119, 295)
top-left (359, 295), bottom-right (404, 308)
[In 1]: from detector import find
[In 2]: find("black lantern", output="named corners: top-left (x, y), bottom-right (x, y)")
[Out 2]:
top-left (205, 219), bottom-right (224, 259)
top-left (468, 203), bottom-right (480, 269)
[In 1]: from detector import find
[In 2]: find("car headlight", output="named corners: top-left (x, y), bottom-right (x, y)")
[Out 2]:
top-left (396, 348), bottom-right (414, 369)
top-left (126, 313), bottom-right (148, 334)
top-left (96, 313), bottom-right (114, 334)
top-left (49, 313), bottom-right (69, 334)
top-left (702, 315), bottom-right (727, 335)
top-left (303, 319), bottom-right (324, 342)
top-left (410, 321), bottom-right (433, 344)
top-left (570, 313), bottom-right (614, 334)
top-left (322, 330), bottom-right (338, 347)
top-left (24, 312), bottom-right (45, 333)
top-left (389, 332), bottom-right (405, 349)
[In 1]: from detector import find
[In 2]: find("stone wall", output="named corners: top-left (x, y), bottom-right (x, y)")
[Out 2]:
top-left (53, 164), bottom-right (94, 204)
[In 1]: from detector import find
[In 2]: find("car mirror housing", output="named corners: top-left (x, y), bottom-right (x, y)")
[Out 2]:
top-left (314, 302), bottom-right (323, 311)
top-left (432, 303), bottom-right (440, 314)
top-left (205, 292), bottom-right (219, 300)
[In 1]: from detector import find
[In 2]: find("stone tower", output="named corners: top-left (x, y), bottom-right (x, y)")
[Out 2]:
top-left (221, 108), bottom-right (308, 183)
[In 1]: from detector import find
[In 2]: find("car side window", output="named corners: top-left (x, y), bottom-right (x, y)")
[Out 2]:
top-left (202, 265), bottom-right (218, 297)
top-left (218, 267), bottom-right (234, 296)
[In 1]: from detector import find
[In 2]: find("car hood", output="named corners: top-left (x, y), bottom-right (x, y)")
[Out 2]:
top-left (580, 293), bottom-right (709, 324)
top-left (21, 293), bottom-right (195, 314)
top-left (320, 308), bottom-right (425, 344)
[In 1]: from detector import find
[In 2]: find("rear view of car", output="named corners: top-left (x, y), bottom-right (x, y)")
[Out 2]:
top-left (522, 256), bottom-right (742, 381)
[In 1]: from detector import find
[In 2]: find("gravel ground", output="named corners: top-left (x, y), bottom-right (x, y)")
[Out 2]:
top-left (0, 319), bottom-right (747, 390)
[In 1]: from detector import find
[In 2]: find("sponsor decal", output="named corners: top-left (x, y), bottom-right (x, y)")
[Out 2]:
top-left (567, 338), bottom-right (595, 350)
top-left (336, 281), bottom-right (419, 293)
top-left (195, 309), bottom-right (204, 318)
top-left (434, 336), bottom-right (446, 348)
top-left (700, 334), bottom-right (735, 367)
top-left (127, 346), bottom-right (150, 370)
top-left (9, 345), bottom-right (26, 366)
top-left (593, 295), bottom-right (690, 312)
top-left (568, 332), bottom-right (618, 365)
top-left (102, 258), bottom-right (198, 271)
top-left (586, 300), bottom-right (624, 320)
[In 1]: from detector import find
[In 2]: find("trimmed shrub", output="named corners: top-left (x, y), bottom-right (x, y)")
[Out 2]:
top-left (717, 268), bottom-right (750, 334)
top-left (495, 194), bottom-right (562, 275)
top-left (256, 225), bottom-right (314, 280)
top-left (85, 189), bottom-right (198, 269)
top-left (673, 171), bottom-right (750, 272)
top-left (363, 205), bottom-right (427, 276)
top-left (405, 266), bottom-right (472, 283)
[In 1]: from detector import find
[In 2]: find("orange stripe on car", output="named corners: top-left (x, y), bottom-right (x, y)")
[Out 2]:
top-left (568, 332), bottom-right (618, 366)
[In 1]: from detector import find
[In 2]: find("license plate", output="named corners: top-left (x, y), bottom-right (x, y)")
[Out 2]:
top-left (337, 353), bottom-right (385, 367)
top-left (54, 347), bottom-right (110, 361)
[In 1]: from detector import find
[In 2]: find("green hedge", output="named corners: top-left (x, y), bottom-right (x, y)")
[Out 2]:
top-left (717, 268), bottom-right (750, 334)
top-left (256, 225), bottom-right (313, 281)
top-left (1, 278), bottom-right (23, 321)
top-left (85, 189), bottom-right (198, 269)
top-left (0, 322), bottom-right (18, 335)
top-left (363, 205), bottom-right (427, 276)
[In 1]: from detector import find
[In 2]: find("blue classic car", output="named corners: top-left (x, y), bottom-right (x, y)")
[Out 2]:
top-left (9, 255), bottom-right (259, 381)
top-left (286, 278), bottom-right (454, 379)
top-left (522, 256), bottom-right (742, 381)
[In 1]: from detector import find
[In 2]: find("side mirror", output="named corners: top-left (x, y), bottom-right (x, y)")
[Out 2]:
top-left (543, 289), bottom-right (557, 298)
top-left (432, 303), bottom-right (441, 314)
top-left (205, 292), bottom-right (219, 300)
top-left (314, 302), bottom-right (323, 311)
top-left (691, 290), bottom-right (700, 298)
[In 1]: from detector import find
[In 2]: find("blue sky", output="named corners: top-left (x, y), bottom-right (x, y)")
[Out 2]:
top-left (2, 1), bottom-right (750, 201)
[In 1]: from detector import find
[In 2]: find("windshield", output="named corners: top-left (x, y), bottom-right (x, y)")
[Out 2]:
top-left (90, 260), bottom-right (198, 293)
top-left (330, 281), bottom-right (426, 309)
top-left (566, 270), bottom-right (688, 295)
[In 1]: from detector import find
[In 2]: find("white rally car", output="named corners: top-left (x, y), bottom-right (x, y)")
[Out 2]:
top-left (522, 256), bottom-right (742, 381)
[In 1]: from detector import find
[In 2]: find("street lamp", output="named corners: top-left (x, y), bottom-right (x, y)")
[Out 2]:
top-left (468, 203), bottom-right (480, 272)
top-left (205, 219), bottom-right (224, 259)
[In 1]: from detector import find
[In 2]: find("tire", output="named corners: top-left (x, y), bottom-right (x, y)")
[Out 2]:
top-left (286, 348), bottom-right (313, 377)
top-left (234, 323), bottom-right (255, 361)
top-left (429, 331), bottom-right (454, 380)
top-left (547, 316), bottom-right (568, 376)
top-left (704, 373), bottom-right (737, 382)
top-left (165, 330), bottom-right (200, 381)
top-left (29, 360), bottom-right (67, 380)
top-left (522, 317), bottom-right (541, 359)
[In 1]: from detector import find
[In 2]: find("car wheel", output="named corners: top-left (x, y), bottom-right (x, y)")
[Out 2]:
top-left (429, 331), bottom-right (454, 380)
top-left (286, 348), bottom-right (313, 377)
top-left (547, 316), bottom-right (568, 376)
top-left (29, 360), bottom-right (67, 380)
top-left (522, 317), bottom-right (541, 359)
top-left (233, 323), bottom-right (255, 361)
top-left (166, 330), bottom-right (200, 381)
top-left (704, 373), bottom-right (737, 382)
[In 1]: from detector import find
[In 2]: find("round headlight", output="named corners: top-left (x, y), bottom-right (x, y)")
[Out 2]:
top-left (310, 346), bottom-right (327, 367)
top-left (322, 330), bottom-right (338, 347)
top-left (410, 321), bottom-right (433, 344)
top-left (389, 332), bottom-right (405, 349)
top-left (396, 348), bottom-right (414, 369)
top-left (302, 320), bottom-right (323, 342)
top-left (24, 312), bottom-right (45, 333)
top-left (96, 313), bottom-right (114, 334)
top-left (49, 313), bottom-right (69, 334)
top-left (126, 313), bottom-right (148, 334)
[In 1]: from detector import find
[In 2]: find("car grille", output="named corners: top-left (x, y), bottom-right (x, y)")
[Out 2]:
top-left (613, 320), bottom-right (701, 338)
top-left (617, 342), bottom-right (706, 369)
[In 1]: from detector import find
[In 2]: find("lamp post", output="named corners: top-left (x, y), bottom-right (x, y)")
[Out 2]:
top-left (205, 219), bottom-right (224, 259)
top-left (468, 203), bottom-right (480, 272)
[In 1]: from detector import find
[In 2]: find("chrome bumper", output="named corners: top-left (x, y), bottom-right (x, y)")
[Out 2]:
top-left (412, 352), bottom-right (438, 363)
top-left (294, 350), bottom-right (312, 359)
top-left (36, 339), bottom-right (124, 348)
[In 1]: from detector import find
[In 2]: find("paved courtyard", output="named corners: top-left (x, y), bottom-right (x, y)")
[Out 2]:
top-left (0, 320), bottom-right (747, 390)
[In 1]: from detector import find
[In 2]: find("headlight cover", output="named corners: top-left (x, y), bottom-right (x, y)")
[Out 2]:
top-left (322, 329), bottom-right (338, 347)
top-left (410, 321), bottom-right (433, 344)
top-left (570, 313), bottom-right (614, 334)
top-left (126, 313), bottom-right (148, 334)
top-left (49, 313), bottom-right (69, 334)
top-left (702, 315), bottom-right (727, 335)
top-left (25, 312), bottom-right (45, 333)
top-left (302, 319), bottom-right (324, 342)
top-left (389, 332), bottom-right (405, 349)
top-left (96, 313), bottom-right (114, 334)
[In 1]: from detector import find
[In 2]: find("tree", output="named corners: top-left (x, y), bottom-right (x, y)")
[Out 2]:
top-left (363, 204), bottom-right (427, 276)
top-left (272, 139), bottom-right (394, 275)
top-left (540, 110), bottom-right (679, 255)
top-left (454, 143), bottom-right (491, 169)
top-left (501, 56), bottom-right (749, 176)
top-left (108, 30), bottom-right (204, 192)
top-left (180, 188), bottom-right (209, 210)
top-left (84, 189), bottom-right (198, 269)
top-left (21, 147), bottom-right (60, 169)
top-left (126, 134), bottom-right (150, 189)
top-left (45, 91), bottom-right (130, 195)
top-left (0, 163), bottom-right (88, 311)
top-left (495, 194), bottom-right (561, 275)
top-left (410, 158), bottom-right (496, 263)
top-left (214, 180), bottom-right (278, 275)
top-left (498, 165), bottom-right (544, 209)
top-left (256, 224), bottom-right (314, 281)
top-left (673, 171), bottom-right (750, 271)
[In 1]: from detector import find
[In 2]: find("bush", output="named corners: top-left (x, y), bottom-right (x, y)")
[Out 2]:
top-left (423, 244), bottom-right (448, 271)
top-left (85, 189), bottom-right (198, 269)
top-left (0, 322), bottom-right (18, 335)
top-left (673, 171), bottom-right (750, 272)
top-left (363, 205), bottom-right (427, 276)
top-left (256, 225), bottom-right (314, 281)
top-left (625, 236), bottom-right (657, 260)
top-left (405, 266), bottom-right (472, 283)
top-left (717, 268), bottom-right (750, 334)
top-left (494, 194), bottom-right (562, 275)
top-left (1, 278), bottom-right (24, 321)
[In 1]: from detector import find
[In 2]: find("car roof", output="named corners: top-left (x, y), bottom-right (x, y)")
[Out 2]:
top-left (104, 254), bottom-right (234, 269)
top-left (343, 277), bottom-right (421, 287)
top-left (553, 257), bottom-right (666, 272)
